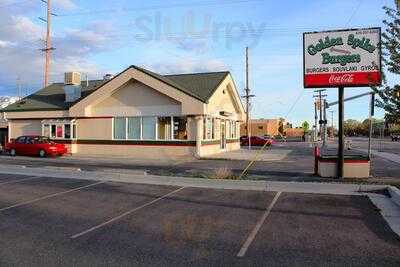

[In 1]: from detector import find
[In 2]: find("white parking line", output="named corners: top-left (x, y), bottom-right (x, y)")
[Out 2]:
top-left (0, 181), bottom-right (106, 212)
top-left (0, 176), bottom-right (43, 186)
top-left (237, 191), bottom-right (282, 258)
top-left (71, 186), bottom-right (185, 239)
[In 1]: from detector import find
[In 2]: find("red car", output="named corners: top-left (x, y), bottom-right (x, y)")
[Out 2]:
top-left (5, 136), bottom-right (68, 157)
top-left (240, 135), bottom-right (273, 146)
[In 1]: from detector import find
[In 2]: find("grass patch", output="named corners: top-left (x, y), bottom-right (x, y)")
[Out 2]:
top-left (209, 167), bottom-right (238, 180)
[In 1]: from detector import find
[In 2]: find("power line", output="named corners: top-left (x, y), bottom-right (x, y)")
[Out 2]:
top-left (346, 0), bottom-right (363, 26)
top-left (283, 90), bottom-right (304, 120)
top-left (0, 0), bottom-right (33, 9)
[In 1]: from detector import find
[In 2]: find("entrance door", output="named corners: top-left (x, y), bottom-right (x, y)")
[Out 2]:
top-left (220, 120), bottom-right (226, 149)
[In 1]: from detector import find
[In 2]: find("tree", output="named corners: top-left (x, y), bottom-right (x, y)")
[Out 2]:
top-left (301, 121), bottom-right (310, 133)
top-left (372, 7), bottom-right (400, 124)
top-left (278, 117), bottom-right (285, 135)
top-left (344, 119), bottom-right (362, 136)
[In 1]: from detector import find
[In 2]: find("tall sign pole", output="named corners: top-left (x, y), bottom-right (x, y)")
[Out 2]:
top-left (304, 27), bottom-right (381, 179)
top-left (337, 86), bottom-right (345, 178)
top-left (368, 93), bottom-right (375, 159)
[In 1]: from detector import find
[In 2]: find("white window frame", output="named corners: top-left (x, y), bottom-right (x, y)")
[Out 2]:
top-left (126, 117), bottom-right (142, 140)
top-left (112, 116), bottom-right (188, 141)
top-left (202, 116), bottom-right (216, 141)
top-left (41, 119), bottom-right (76, 140)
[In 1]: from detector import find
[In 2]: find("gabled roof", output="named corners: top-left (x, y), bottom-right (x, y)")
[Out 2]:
top-left (2, 80), bottom-right (106, 112)
top-left (1, 65), bottom-right (230, 112)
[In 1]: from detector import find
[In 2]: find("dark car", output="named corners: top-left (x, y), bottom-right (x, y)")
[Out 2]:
top-left (240, 135), bottom-right (273, 146)
top-left (5, 135), bottom-right (68, 157)
top-left (391, 134), bottom-right (400, 142)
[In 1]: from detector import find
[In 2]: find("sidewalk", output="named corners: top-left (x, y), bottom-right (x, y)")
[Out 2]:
top-left (0, 163), bottom-right (389, 195)
top-left (357, 149), bottom-right (400, 164)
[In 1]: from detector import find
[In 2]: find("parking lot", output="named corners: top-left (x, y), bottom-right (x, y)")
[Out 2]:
top-left (0, 173), bottom-right (399, 266)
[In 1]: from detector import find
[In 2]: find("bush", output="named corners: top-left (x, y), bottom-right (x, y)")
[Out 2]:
top-left (210, 167), bottom-right (237, 180)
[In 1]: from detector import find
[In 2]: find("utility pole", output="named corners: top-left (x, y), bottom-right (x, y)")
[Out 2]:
top-left (314, 101), bottom-right (318, 142)
top-left (16, 77), bottom-right (21, 100)
top-left (40, 0), bottom-right (55, 87)
top-left (329, 110), bottom-right (335, 138)
top-left (323, 99), bottom-right (327, 145)
top-left (242, 47), bottom-right (255, 149)
top-left (313, 89), bottom-right (327, 144)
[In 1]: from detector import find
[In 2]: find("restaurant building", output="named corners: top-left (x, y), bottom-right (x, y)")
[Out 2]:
top-left (2, 65), bottom-right (245, 158)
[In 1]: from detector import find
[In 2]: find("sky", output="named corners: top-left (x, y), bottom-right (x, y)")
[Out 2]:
top-left (0, 0), bottom-right (398, 126)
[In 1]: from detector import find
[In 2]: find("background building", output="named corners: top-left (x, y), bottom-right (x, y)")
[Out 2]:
top-left (240, 119), bottom-right (279, 136)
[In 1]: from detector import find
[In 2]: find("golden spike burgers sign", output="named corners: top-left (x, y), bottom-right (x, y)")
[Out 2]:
top-left (303, 28), bottom-right (381, 88)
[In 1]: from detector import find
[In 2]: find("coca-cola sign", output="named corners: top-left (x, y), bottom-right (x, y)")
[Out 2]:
top-left (329, 74), bottom-right (354, 84)
top-left (303, 28), bottom-right (381, 88)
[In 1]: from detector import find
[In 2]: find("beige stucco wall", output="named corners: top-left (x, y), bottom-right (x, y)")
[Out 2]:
top-left (8, 120), bottom-right (42, 139)
top-left (199, 143), bottom-right (221, 156)
top-left (70, 68), bottom-right (205, 117)
top-left (318, 161), bottom-right (370, 178)
top-left (91, 80), bottom-right (182, 117)
top-left (226, 141), bottom-right (240, 151)
top-left (76, 118), bottom-right (112, 140)
top-left (5, 110), bottom-right (68, 120)
top-left (198, 140), bottom-right (240, 157)
top-left (206, 75), bottom-right (245, 121)
top-left (75, 144), bottom-right (195, 159)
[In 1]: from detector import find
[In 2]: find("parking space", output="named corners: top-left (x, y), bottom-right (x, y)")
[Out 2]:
top-left (0, 173), bottom-right (399, 266)
top-left (246, 193), bottom-right (400, 266)
top-left (0, 173), bottom-right (40, 185)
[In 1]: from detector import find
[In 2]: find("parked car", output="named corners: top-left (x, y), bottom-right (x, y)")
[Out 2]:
top-left (5, 136), bottom-right (68, 157)
top-left (240, 135), bottom-right (273, 146)
top-left (391, 134), bottom-right (400, 142)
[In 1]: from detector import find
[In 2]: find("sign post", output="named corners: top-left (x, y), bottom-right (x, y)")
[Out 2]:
top-left (338, 86), bottom-right (344, 178)
top-left (303, 27), bottom-right (381, 178)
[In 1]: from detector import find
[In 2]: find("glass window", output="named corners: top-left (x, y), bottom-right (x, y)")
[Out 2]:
top-left (16, 136), bottom-right (26, 144)
top-left (206, 118), bottom-right (212, 139)
top-left (203, 118), bottom-right (207, 140)
top-left (113, 117), bottom-right (126, 140)
top-left (211, 118), bottom-right (215, 139)
top-left (173, 117), bottom-right (187, 140)
top-left (157, 117), bottom-right (171, 140)
top-left (56, 125), bottom-right (63, 138)
top-left (25, 136), bottom-right (34, 144)
top-left (51, 125), bottom-right (56, 138)
top-left (142, 117), bottom-right (156, 140)
top-left (127, 117), bottom-right (141, 139)
top-left (64, 124), bottom-right (71, 139)
top-left (72, 124), bottom-right (77, 139)
top-left (43, 124), bottom-right (50, 137)
top-left (227, 121), bottom-right (232, 139)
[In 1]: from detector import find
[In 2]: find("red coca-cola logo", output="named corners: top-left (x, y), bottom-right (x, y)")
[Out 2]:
top-left (329, 73), bottom-right (354, 84)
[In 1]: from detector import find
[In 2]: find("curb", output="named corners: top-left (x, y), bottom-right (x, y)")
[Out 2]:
top-left (0, 164), bottom-right (390, 196)
top-left (388, 186), bottom-right (400, 208)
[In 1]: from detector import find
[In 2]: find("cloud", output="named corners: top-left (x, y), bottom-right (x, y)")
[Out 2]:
top-left (53, 0), bottom-right (77, 11)
top-left (0, 40), bottom-right (15, 48)
top-left (0, 6), bottom-right (117, 95)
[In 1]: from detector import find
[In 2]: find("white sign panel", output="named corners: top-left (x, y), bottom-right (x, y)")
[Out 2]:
top-left (303, 28), bottom-right (381, 88)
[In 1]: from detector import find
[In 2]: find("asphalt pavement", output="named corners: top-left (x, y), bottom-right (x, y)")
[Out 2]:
top-left (0, 173), bottom-right (399, 266)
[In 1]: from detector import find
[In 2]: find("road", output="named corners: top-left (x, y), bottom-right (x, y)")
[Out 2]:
top-left (0, 142), bottom-right (315, 181)
top-left (0, 173), bottom-right (399, 266)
